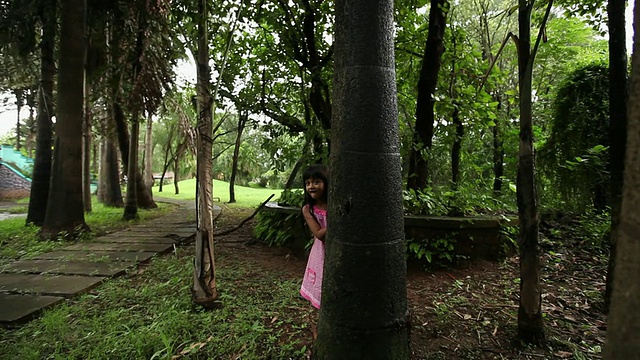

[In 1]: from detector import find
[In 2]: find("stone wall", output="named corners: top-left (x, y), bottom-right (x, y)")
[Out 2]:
top-left (0, 163), bottom-right (31, 199)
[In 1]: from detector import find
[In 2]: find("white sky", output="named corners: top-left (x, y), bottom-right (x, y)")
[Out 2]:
top-left (0, 5), bottom-right (636, 137)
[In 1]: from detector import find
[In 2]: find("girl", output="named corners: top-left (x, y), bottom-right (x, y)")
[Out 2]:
top-left (299, 164), bottom-right (329, 309)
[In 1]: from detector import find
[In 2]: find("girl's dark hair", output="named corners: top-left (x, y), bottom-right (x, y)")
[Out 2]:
top-left (302, 164), bottom-right (329, 206)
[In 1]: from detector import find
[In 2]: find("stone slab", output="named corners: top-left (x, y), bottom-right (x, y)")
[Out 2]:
top-left (60, 242), bottom-right (174, 253)
top-left (1, 260), bottom-right (130, 277)
top-left (119, 228), bottom-right (194, 235)
top-left (0, 273), bottom-right (106, 296)
top-left (93, 236), bottom-right (177, 244)
top-left (0, 293), bottom-right (64, 324)
top-left (33, 251), bottom-right (157, 263)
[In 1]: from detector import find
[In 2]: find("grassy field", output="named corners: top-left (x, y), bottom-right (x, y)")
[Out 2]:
top-left (153, 179), bottom-right (284, 209)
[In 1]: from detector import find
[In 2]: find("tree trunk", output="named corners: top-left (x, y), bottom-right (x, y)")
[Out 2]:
top-left (173, 141), bottom-right (186, 195)
top-left (492, 119), bottom-right (504, 195)
top-left (603, 8), bottom-right (640, 352)
top-left (42, 0), bottom-right (89, 236)
top-left (604, 0), bottom-right (628, 312)
top-left (315, 0), bottom-right (409, 357)
top-left (228, 112), bottom-right (247, 203)
top-left (82, 84), bottom-right (92, 213)
top-left (143, 111), bottom-right (154, 191)
top-left (123, 115), bottom-right (139, 220)
top-left (113, 102), bottom-right (157, 209)
top-left (406, 0), bottom-right (448, 191)
top-left (14, 89), bottom-right (23, 151)
top-left (451, 104), bottom-right (463, 189)
top-left (26, 0), bottom-right (56, 226)
top-left (192, 0), bottom-right (218, 308)
top-left (516, 0), bottom-right (544, 344)
top-left (97, 137), bottom-right (123, 207)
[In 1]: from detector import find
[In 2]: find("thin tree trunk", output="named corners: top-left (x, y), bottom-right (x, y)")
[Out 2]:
top-left (603, 7), bottom-right (640, 352)
top-left (451, 104), bottom-right (463, 189)
top-left (14, 89), bottom-right (23, 151)
top-left (492, 117), bottom-right (505, 195)
top-left (82, 85), bottom-right (92, 212)
top-left (26, 0), bottom-right (56, 226)
top-left (516, 0), bottom-right (549, 344)
top-left (123, 115), bottom-right (139, 220)
top-left (604, 0), bottom-right (628, 312)
top-left (42, 0), bottom-right (89, 236)
top-left (144, 111), bottom-right (154, 191)
top-left (316, 0), bottom-right (409, 357)
top-left (407, 0), bottom-right (448, 191)
top-left (228, 112), bottom-right (247, 203)
top-left (192, 0), bottom-right (218, 308)
top-left (113, 102), bottom-right (157, 209)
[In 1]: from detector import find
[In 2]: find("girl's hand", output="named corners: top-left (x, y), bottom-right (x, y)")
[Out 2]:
top-left (302, 205), bottom-right (326, 240)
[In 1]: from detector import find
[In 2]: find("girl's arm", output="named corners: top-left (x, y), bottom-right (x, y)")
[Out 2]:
top-left (302, 204), bottom-right (327, 240)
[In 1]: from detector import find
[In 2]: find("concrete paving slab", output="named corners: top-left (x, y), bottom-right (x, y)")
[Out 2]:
top-left (60, 242), bottom-right (174, 253)
top-left (1, 260), bottom-right (131, 277)
top-left (33, 251), bottom-right (157, 263)
top-left (0, 273), bottom-right (106, 296)
top-left (93, 236), bottom-right (177, 244)
top-left (0, 293), bottom-right (64, 324)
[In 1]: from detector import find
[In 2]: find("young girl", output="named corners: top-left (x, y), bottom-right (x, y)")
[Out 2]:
top-left (299, 164), bottom-right (329, 309)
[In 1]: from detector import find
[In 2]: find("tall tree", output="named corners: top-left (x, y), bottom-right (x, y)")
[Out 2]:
top-left (603, 3), bottom-right (640, 353)
top-left (192, 0), bottom-right (218, 307)
top-left (515, 0), bottom-right (553, 344)
top-left (316, 0), bottom-right (409, 357)
top-left (604, 0), bottom-right (628, 312)
top-left (26, 0), bottom-right (56, 226)
top-left (229, 111), bottom-right (247, 204)
top-left (406, 0), bottom-right (449, 191)
top-left (42, 0), bottom-right (89, 236)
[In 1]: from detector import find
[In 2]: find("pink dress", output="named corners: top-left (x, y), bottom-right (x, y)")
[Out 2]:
top-left (300, 207), bottom-right (327, 309)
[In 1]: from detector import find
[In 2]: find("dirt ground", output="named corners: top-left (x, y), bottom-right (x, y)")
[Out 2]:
top-left (212, 207), bottom-right (608, 359)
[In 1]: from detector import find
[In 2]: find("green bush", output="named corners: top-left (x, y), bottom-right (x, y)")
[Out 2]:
top-left (253, 189), bottom-right (309, 248)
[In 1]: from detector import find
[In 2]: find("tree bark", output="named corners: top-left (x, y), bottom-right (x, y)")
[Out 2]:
top-left (42, 0), bottom-right (89, 236)
top-left (603, 6), bottom-right (640, 352)
top-left (315, 0), bottom-right (409, 357)
top-left (82, 84), bottom-right (92, 212)
top-left (26, 0), bottom-right (56, 226)
top-left (14, 89), bottom-right (23, 152)
top-left (192, 0), bottom-right (219, 308)
top-left (143, 111), bottom-right (154, 191)
top-left (407, 0), bottom-right (448, 191)
top-left (228, 112), bottom-right (247, 203)
top-left (113, 102), bottom-right (157, 209)
top-left (97, 137), bottom-right (123, 207)
top-left (123, 115), bottom-right (139, 220)
top-left (492, 118), bottom-right (505, 195)
top-left (516, 0), bottom-right (545, 344)
top-left (604, 0), bottom-right (628, 312)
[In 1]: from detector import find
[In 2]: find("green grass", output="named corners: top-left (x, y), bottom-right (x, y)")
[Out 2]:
top-left (0, 199), bottom-right (173, 266)
top-left (0, 248), bottom-right (312, 360)
top-left (153, 178), bottom-right (284, 209)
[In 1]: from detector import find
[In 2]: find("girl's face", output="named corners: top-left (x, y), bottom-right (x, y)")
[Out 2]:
top-left (305, 177), bottom-right (325, 201)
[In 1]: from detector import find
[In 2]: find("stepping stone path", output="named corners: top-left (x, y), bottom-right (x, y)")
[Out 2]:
top-left (0, 200), bottom-right (219, 325)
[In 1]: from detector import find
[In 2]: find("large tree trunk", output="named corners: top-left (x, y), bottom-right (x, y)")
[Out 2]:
top-left (97, 137), bottom-right (123, 207)
top-left (406, 0), bottom-right (448, 191)
top-left (516, 0), bottom-right (546, 344)
top-left (192, 0), bottom-right (218, 308)
top-left (42, 0), bottom-right (89, 236)
top-left (228, 111), bottom-right (247, 203)
top-left (123, 115), bottom-right (140, 220)
top-left (113, 103), bottom-right (157, 209)
top-left (603, 8), bottom-right (640, 353)
top-left (143, 112), bottom-right (154, 191)
top-left (26, 0), bottom-right (56, 226)
top-left (604, 0), bottom-right (628, 312)
top-left (315, 0), bottom-right (409, 357)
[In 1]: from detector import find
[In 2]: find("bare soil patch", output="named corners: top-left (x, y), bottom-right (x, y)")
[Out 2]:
top-left (212, 207), bottom-right (607, 359)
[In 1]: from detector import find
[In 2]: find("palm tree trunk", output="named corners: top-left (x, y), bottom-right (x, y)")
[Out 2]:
top-left (82, 85), bottom-right (92, 212)
top-left (97, 137), bottom-right (123, 207)
top-left (315, 0), bottom-right (409, 357)
top-left (123, 115), bottom-right (139, 220)
top-left (144, 112), bottom-right (154, 191)
top-left (42, 0), bottom-right (89, 236)
top-left (26, 0), bottom-right (56, 226)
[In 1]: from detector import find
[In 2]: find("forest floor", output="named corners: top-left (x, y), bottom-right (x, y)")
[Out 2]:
top-left (215, 207), bottom-right (608, 359)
